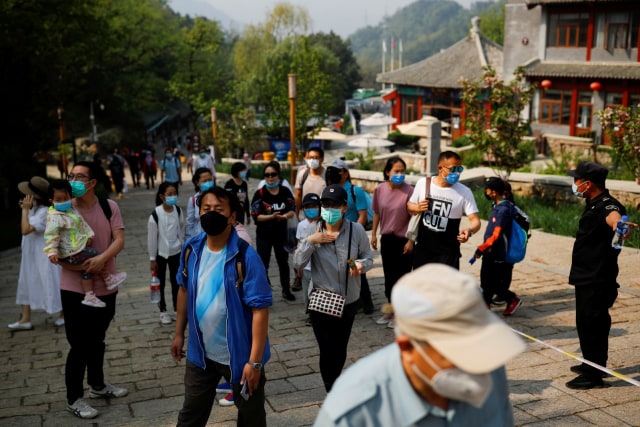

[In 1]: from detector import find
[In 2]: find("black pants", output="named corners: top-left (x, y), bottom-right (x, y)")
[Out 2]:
top-left (412, 243), bottom-right (460, 270)
top-left (575, 283), bottom-right (618, 376)
top-left (359, 274), bottom-right (371, 303)
top-left (112, 173), bottom-right (124, 194)
top-left (309, 301), bottom-right (359, 392)
top-left (156, 253), bottom-right (180, 313)
top-left (61, 290), bottom-right (117, 404)
top-left (380, 234), bottom-right (413, 302)
top-left (256, 237), bottom-right (290, 291)
top-left (178, 359), bottom-right (266, 427)
top-left (480, 258), bottom-right (515, 305)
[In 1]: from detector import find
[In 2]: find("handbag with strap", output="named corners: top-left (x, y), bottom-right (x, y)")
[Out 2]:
top-left (406, 176), bottom-right (431, 241)
top-left (307, 222), bottom-right (353, 318)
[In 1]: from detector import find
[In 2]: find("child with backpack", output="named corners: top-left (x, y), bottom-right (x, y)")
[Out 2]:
top-left (148, 182), bottom-right (184, 325)
top-left (44, 180), bottom-right (127, 308)
top-left (470, 177), bottom-right (523, 316)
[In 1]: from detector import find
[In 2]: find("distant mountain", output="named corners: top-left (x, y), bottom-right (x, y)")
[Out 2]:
top-left (349, 0), bottom-right (503, 87)
top-left (169, 0), bottom-right (238, 31)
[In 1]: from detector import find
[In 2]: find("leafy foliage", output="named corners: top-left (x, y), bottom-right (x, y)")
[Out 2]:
top-left (597, 105), bottom-right (640, 181)
top-left (461, 66), bottom-right (535, 177)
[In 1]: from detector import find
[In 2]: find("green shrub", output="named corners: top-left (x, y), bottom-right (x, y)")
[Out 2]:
top-left (461, 149), bottom-right (484, 169)
top-left (387, 131), bottom-right (419, 147)
top-left (452, 135), bottom-right (472, 148)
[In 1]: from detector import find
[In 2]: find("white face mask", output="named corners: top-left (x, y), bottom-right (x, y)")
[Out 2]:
top-left (306, 158), bottom-right (320, 170)
top-left (410, 340), bottom-right (493, 408)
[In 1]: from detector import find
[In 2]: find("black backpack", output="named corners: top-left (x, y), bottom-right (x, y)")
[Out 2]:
top-left (109, 155), bottom-right (124, 175)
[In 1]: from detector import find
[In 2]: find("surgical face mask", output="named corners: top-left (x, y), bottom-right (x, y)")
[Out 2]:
top-left (304, 208), bottom-right (320, 219)
top-left (165, 195), bottom-right (178, 206)
top-left (572, 181), bottom-right (588, 198)
top-left (239, 170), bottom-right (248, 179)
top-left (165, 153), bottom-right (173, 159)
top-left (199, 180), bottom-right (214, 192)
top-left (306, 158), bottom-right (320, 170)
top-left (53, 200), bottom-right (72, 212)
top-left (410, 340), bottom-right (493, 408)
top-left (200, 211), bottom-right (230, 236)
top-left (444, 172), bottom-right (460, 185)
top-left (69, 181), bottom-right (87, 198)
top-left (390, 174), bottom-right (405, 185)
top-left (321, 207), bottom-right (343, 225)
top-left (199, 152), bottom-right (208, 159)
top-left (265, 180), bottom-right (280, 188)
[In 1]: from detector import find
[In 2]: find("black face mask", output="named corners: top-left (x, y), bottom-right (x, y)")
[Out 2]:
top-left (200, 211), bottom-right (230, 236)
top-left (325, 167), bottom-right (342, 185)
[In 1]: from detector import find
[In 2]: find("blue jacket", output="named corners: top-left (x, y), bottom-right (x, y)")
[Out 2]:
top-left (177, 228), bottom-right (272, 383)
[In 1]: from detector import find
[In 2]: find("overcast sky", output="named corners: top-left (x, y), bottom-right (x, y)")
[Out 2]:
top-left (169, 0), bottom-right (476, 38)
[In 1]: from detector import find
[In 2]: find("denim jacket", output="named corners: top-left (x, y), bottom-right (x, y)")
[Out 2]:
top-left (177, 228), bottom-right (272, 383)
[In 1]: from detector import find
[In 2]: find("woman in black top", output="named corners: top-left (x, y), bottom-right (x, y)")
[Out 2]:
top-left (224, 162), bottom-right (250, 224)
top-left (251, 161), bottom-right (296, 301)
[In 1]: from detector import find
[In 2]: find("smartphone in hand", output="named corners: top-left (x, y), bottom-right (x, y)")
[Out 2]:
top-left (240, 381), bottom-right (249, 400)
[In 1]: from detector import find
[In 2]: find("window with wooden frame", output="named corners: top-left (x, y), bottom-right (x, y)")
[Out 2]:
top-left (548, 13), bottom-right (589, 47)
top-left (539, 89), bottom-right (572, 125)
top-left (576, 91), bottom-right (593, 130)
top-left (605, 13), bottom-right (630, 49)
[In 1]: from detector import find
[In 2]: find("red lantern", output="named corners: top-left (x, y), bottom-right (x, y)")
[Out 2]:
top-left (590, 81), bottom-right (602, 91)
top-left (540, 80), bottom-right (552, 89)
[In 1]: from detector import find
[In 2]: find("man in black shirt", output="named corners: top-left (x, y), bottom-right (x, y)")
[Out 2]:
top-left (566, 161), bottom-right (628, 390)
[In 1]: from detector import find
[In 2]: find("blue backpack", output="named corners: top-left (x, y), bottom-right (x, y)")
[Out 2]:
top-left (505, 202), bottom-right (530, 264)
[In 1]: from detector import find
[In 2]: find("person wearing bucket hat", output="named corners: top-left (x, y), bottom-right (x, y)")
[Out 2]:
top-left (9, 177), bottom-right (64, 331)
top-left (565, 161), bottom-right (635, 390)
top-left (314, 264), bottom-right (525, 426)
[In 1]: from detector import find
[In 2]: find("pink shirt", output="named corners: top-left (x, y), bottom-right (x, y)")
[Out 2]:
top-left (372, 182), bottom-right (413, 238)
top-left (60, 198), bottom-right (124, 296)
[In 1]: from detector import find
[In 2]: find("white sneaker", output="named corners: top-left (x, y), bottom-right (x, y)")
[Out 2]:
top-left (218, 392), bottom-right (234, 406)
top-left (67, 398), bottom-right (98, 419)
top-left (54, 317), bottom-right (65, 327)
top-left (376, 314), bottom-right (392, 325)
top-left (82, 292), bottom-right (106, 308)
top-left (7, 321), bottom-right (33, 330)
top-left (105, 272), bottom-right (127, 290)
top-left (160, 312), bottom-right (172, 325)
top-left (387, 319), bottom-right (396, 329)
top-left (89, 383), bottom-right (128, 398)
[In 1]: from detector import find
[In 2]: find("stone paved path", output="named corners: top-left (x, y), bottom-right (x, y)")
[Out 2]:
top-left (1, 167), bottom-right (639, 426)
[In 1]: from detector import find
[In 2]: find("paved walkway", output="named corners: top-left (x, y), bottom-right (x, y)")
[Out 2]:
top-left (1, 167), bottom-right (639, 426)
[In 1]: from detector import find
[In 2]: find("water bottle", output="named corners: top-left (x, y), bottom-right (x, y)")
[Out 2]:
top-left (611, 215), bottom-right (629, 250)
top-left (150, 272), bottom-right (161, 303)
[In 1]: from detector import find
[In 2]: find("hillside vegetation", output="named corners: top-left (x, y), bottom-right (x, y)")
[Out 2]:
top-left (349, 0), bottom-right (505, 87)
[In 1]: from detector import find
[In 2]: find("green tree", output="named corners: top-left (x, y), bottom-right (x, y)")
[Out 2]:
top-left (460, 66), bottom-right (535, 177)
top-left (168, 16), bottom-right (231, 132)
top-left (477, 0), bottom-right (505, 45)
top-left (598, 106), bottom-right (640, 182)
top-left (307, 32), bottom-right (362, 114)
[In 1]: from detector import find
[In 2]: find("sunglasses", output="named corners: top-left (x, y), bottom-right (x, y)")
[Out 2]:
top-left (264, 172), bottom-right (279, 178)
top-left (442, 165), bottom-right (464, 173)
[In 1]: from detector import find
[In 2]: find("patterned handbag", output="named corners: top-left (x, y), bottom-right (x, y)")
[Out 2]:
top-left (307, 223), bottom-right (353, 318)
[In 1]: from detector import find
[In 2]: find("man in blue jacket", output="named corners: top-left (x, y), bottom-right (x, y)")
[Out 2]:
top-left (171, 186), bottom-right (272, 426)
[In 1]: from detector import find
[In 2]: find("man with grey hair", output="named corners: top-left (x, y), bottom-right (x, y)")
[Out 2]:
top-left (314, 264), bottom-right (525, 426)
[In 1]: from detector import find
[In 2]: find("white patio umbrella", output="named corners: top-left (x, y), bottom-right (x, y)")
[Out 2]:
top-left (306, 127), bottom-right (346, 141)
top-left (397, 116), bottom-right (450, 138)
top-left (360, 113), bottom-right (397, 126)
top-left (347, 133), bottom-right (395, 149)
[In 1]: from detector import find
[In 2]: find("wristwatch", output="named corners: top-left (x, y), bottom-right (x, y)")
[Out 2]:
top-left (247, 361), bottom-right (263, 370)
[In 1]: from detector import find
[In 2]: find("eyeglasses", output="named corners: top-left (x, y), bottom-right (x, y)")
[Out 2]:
top-left (67, 173), bottom-right (90, 181)
top-left (264, 172), bottom-right (278, 178)
top-left (442, 165), bottom-right (464, 173)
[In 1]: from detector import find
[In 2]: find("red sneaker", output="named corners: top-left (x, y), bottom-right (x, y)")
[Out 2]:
top-left (503, 296), bottom-right (522, 317)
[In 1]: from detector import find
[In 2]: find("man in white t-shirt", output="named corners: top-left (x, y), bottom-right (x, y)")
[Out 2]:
top-left (407, 151), bottom-right (481, 270)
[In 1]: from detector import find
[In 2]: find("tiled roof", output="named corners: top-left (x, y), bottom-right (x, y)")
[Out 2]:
top-left (376, 32), bottom-right (503, 88)
top-left (523, 59), bottom-right (640, 80)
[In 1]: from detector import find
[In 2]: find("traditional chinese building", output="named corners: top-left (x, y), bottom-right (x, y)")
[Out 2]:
top-left (377, 17), bottom-right (503, 140)
top-left (504, 0), bottom-right (640, 144)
